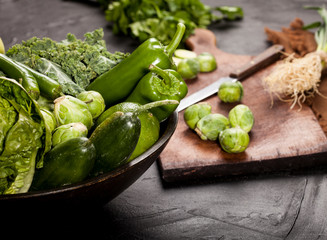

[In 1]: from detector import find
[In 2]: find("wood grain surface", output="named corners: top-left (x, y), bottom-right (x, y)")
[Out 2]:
top-left (159, 29), bottom-right (327, 182)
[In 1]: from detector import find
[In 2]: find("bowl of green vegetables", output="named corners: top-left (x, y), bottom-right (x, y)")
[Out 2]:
top-left (0, 95), bottom-right (178, 207)
top-left (0, 23), bottom-right (186, 208)
top-left (0, 75), bottom-right (178, 207)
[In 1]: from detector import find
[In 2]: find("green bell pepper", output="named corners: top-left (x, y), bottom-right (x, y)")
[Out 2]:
top-left (86, 23), bottom-right (186, 107)
top-left (126, 64), bottom-right (188, 122)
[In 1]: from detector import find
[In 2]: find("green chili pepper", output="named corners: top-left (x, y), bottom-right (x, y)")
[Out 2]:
top-left (0, 53), bottom-right (40, 100)
top-left (126, 64), bottom-right (188, 122)
top-left (87, 23), bottom-right (186, 107)
top-left (15, 61), bottom-right (63, 100)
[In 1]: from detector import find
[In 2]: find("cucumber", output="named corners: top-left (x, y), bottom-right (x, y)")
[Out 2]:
top-left (96, 102), bottom-right (160, 161)
top-left (90, 111), bottom-right (141, 176)
top-left (31, 137), bottom-right (96, 191)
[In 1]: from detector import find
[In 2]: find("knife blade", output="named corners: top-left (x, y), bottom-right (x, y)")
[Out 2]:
top-left (176, 44), bottom-right (284, 112)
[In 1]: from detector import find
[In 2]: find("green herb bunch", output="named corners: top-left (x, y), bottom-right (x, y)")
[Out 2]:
top-left (103, 0), bottom-right (243, 45)
top-left (303, 5), bottom-right (327, 52)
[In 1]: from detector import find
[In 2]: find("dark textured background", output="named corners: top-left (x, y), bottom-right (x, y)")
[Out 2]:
top-left (1, 0), bottom-right (327, 239)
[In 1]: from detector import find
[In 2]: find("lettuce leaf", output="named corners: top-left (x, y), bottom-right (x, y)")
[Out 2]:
top-left (0, 109), bottom-right (42, 194)
top-left (0, 77), bottom-right (50, 194)
top-left (0, 97), bottom-right (17, 154)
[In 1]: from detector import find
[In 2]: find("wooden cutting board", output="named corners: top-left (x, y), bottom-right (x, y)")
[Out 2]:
top-left (158, 28), bottom-right (327, 182)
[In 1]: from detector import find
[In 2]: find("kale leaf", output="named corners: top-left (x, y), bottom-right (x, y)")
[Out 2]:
top-left (6, 28), bottom-right (129, 92)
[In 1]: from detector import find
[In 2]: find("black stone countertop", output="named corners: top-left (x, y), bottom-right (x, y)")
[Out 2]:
top-left (1, 0), bottom-right (327, 239)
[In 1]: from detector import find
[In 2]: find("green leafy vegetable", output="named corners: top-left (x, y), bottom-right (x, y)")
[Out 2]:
top-left (96, 0), bottom-right (112, 9)
top-left (104, 0), bottom-right (243, 45)
top-left (303, 6), bottom-right (327, 52)
top-left (214, 6), bottom-right (244, 21)
top-left (6, 28), bottom-right (129, 93)
top-left (40, 108), bottom-right (57, 133)
top-left (34, 58), bottom-right (84, 97)
top-left (0, 77), bottom-right (50, 194)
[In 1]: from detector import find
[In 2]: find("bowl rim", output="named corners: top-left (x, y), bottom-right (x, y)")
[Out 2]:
top-left (0, 111), bottom-right (178, 201)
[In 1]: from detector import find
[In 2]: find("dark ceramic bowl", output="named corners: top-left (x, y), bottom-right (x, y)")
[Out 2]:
top-left (0, 111), bottom-right (178, 208)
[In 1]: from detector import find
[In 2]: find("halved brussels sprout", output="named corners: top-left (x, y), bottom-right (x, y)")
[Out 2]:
top-left (197, 52), bottom-right (217, 72)
top-left (174, 49), bottom-right (197, 59)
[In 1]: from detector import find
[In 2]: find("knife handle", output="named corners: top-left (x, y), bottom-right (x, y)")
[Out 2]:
top-left (229, 44), bottom-right (284, 80)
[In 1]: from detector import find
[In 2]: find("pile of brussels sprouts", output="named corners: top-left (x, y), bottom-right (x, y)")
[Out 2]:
top-left (43, 90), bottom-right (106, 146)
top-left (173, 49), bottom-right (217, 79)
top-left (184, 80), bottom-right (254, 153)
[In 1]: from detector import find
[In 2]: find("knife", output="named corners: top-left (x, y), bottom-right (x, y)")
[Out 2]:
top-left (176, 44), bottom-right (284, 112)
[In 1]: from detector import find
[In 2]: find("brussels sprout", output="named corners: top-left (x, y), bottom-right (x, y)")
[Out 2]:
top-left (197, 52), bottom-right (217, 72)
top-left (218, 80), bottom-right (244, 103)
top-left (184, 102), bottom-right (212, 129)
top-left (228, 104), bottom-right (254, 132)
top-left (174, 49), bottom-right (197, 59)
top-left (54, 95), bottom-right (93, 130)
top-left (0, 38), bottom-right (5, 54)
top-left (177, 58), bottom-right (200, 79)
top-left (77, 90), bottom-right (105, 119)
top-left (219, 127), bottom-right (249, 153)
top-left (172, 57), bottom-right (182, 66)
top-left (40, 108), bottom-right (57, 133)
top-left (195, 113), bottom-right (230, 141)
top-left (52, 122), bottom-right (88, 147)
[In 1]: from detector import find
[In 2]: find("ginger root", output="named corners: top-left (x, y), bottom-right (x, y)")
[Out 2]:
top-left (264, 18), bottom-right (317, 57)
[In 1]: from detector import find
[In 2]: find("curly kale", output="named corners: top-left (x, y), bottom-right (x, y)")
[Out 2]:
top-left (6, 29), bottom-right (129, 93)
